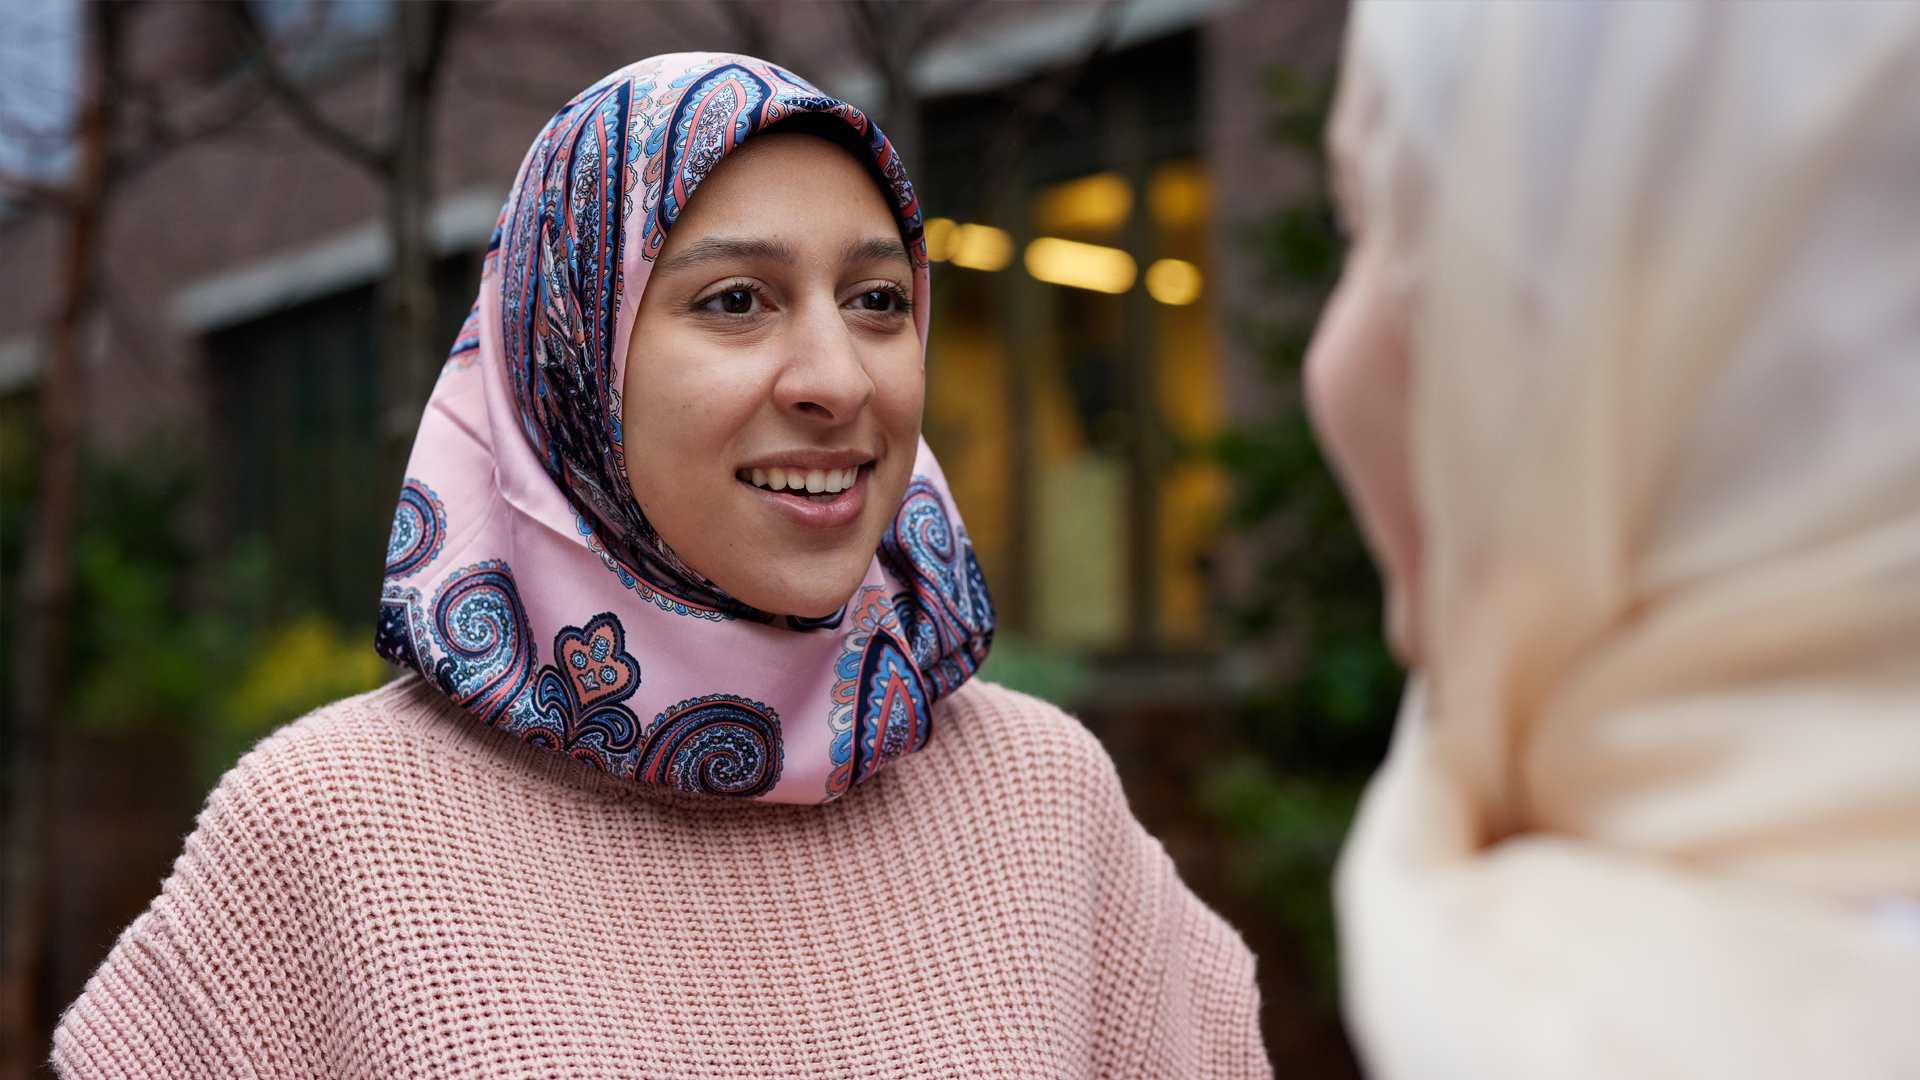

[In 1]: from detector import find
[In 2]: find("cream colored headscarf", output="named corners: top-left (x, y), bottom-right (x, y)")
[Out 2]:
top-left (1330, 4), bottom-right (1920, 1076)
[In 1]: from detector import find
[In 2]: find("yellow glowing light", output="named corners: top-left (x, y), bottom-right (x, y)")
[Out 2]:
top-left (924, 217), bottom-right (957, 262)
top-left (1033, 172), bottom-right (1132, 234)
top-left (1023, 237), bottom-right (1137, 294)
top-left (1145, 258), bottom-right (1204, 305)
top-left (948, 223), bottom-right (1013, 272)
top-left (1149, 163), bottom-right (1209, 228)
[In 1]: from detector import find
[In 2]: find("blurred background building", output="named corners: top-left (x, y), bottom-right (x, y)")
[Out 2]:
top-left (2, 2), bottom-right (1390, 1076)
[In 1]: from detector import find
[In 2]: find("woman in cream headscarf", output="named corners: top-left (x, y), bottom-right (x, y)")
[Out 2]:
top-left (1306, 3), bottom-right (1920, 1076)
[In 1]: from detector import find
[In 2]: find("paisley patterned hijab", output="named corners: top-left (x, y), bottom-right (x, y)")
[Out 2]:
top-left (374, 53), bottom-right (994, 804)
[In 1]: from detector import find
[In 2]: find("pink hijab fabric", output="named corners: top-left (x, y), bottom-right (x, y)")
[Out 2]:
top-left (375, 53), bottom-right (994, 804)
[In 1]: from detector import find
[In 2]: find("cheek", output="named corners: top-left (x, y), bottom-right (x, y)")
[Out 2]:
top-left (872, 342), bottom-right (927, 437)
top-left (775, 335), bottom-right (922, 551)
top-left (1303, 248), bottom-right (1421, 604)
top-left (1303, 250), bottom-right (1410, 499)
top-left (867, 342), bottom-right (927, 505)
top-left (621, 346), bottom-right (766, 500)
top-left (1303, 271), bottom-right (1374, 465)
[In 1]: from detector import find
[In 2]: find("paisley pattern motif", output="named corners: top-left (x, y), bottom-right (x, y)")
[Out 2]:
top-left (497, 75), bottom-right (640, 574)
top-left (826, 588), bottom-right (934, 799)
top-left (386, 594), bottom-right (781, 796)
top-left (374, 583), bottom-right (429, 673)
top-left (642, 64), bottom-right (769, 262)
top-left (522, 613), bottom-right (643, 770)
top-left (880, 479), bottom-right (996, 697)
top-left (638, 694), bottom-right (783, 797)
top-left (385, 479), bottom-right (447, 579)
top-left (426, 561), bottom-right (537, 727)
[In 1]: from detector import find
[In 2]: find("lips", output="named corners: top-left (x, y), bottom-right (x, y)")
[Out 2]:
top-left (736, 463), bottom-right (869, 528)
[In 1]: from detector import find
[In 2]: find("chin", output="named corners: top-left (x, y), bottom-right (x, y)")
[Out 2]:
top-left (771, 585), bottom-right (860, 621)
top-left (737, 562), bottom-right (869, 621)
top-left (686, 477), bottom-right (905, 619)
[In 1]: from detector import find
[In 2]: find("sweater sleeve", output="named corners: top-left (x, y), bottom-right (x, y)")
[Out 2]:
top-left (50, 734), bottom-right (337, 1079)
top-left (1082, 743), bottom-right (1273, 1079)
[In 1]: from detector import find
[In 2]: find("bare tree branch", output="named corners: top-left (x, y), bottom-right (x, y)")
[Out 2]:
top-left (983, 0), bottom-right (1128, 201)
top-left (415, 0), bottom-right (458, 89)
top-left (102, 71), bottom-right (273, 187)
top-left (0, 103), bottom-right (77, 155)
top-left (230, 1), bottom-right (392, 177)
top-left (0, 167), bottom-right (76, 212)
top-left (446, 60), bottom-right (578, 116)
top-left (2, 3), bottom-right (116, 1069)
top-left (713, 1), bottom-right (781, 58)
top-left (840, 0), bottom-right (977, 168)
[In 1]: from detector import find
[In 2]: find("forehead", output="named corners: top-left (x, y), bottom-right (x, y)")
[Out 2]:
top-left (670, 132), bottom-right (900, 236)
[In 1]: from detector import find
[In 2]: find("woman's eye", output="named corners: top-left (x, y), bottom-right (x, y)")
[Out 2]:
top-left (692, 284), bottom-right (764, 317)
top-left (854, 289), bottom-right (907, 313)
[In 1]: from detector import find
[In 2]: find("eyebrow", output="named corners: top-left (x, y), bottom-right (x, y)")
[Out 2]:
top-left (655, 237), bottom-right (795, 278)
top-left (653, 235), bottom-right (910, 278)
top-left (842, 236), bottom-right (912, 269)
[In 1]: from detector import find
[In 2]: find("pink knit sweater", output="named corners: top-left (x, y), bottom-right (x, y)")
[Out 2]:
top-left (52, 676), bottom-right (1269, 1078)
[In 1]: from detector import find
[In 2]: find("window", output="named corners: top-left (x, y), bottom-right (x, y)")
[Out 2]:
top-left (918, 35), bottom-right (1225, 655)
top-left (204, 255), bottom-right (474, 623)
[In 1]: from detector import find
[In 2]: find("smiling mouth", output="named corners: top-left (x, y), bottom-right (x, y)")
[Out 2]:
top-left (735, 465), bottom-right (864, 502)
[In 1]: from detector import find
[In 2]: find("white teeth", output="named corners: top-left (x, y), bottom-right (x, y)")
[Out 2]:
top-left (740, 464), bottom-right (864, 494)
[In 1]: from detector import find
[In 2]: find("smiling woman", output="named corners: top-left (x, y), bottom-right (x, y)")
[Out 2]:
top-left (624, 133), bottom-right (924, 619)
top-left (49, 52), bottom-right (1269, 1079)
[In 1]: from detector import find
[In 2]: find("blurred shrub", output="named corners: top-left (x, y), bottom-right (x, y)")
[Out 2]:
top-left (1200, 757), bottom-right (1364, 1002)
top-left (1, 438), bottom-right (388, 787)
top-left (209, 612), bottom-right (390, 778)
top-left (69, 459), bottom-right (241, 734)
top-left (1203, 64), bottom-right (1405, 1000)
top-left (976, 631), bottom-right (1093, 705)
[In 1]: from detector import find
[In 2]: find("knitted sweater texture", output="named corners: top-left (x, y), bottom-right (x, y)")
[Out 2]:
top-left (51, 676), bottom-right (1269, 1078)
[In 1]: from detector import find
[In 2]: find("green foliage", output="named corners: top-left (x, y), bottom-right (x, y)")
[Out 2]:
top-left (69, 459), bottom-right (239, 731)
top-left (976, 631), bottom-right (1093, 705)
top-left (24, 449), bottom-right (387, 785)
top-left (1216, 61), bottom-right (1403, 767)
top-left (205, 612), bottom-right (389, 780)
top-left (1199, 757), bottom-right (1363, 1003)
top-left (1200, 61), bottom-right (1406, 1002)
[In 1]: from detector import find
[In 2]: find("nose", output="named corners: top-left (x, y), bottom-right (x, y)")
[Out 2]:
top-left (772, 302), bottom-right (875, 423)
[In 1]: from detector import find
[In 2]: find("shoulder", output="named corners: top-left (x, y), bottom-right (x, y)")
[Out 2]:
top-left (936, 679), bottom-right (1116, 766)
top-left (217, 675), bottom-right (426, 791)
top-left (192, 676), bottom-right (434, 846)
top-left (922, 678), bottom-right (1129, 812)
top-left (48, 680), bottom-right (427, 1078)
